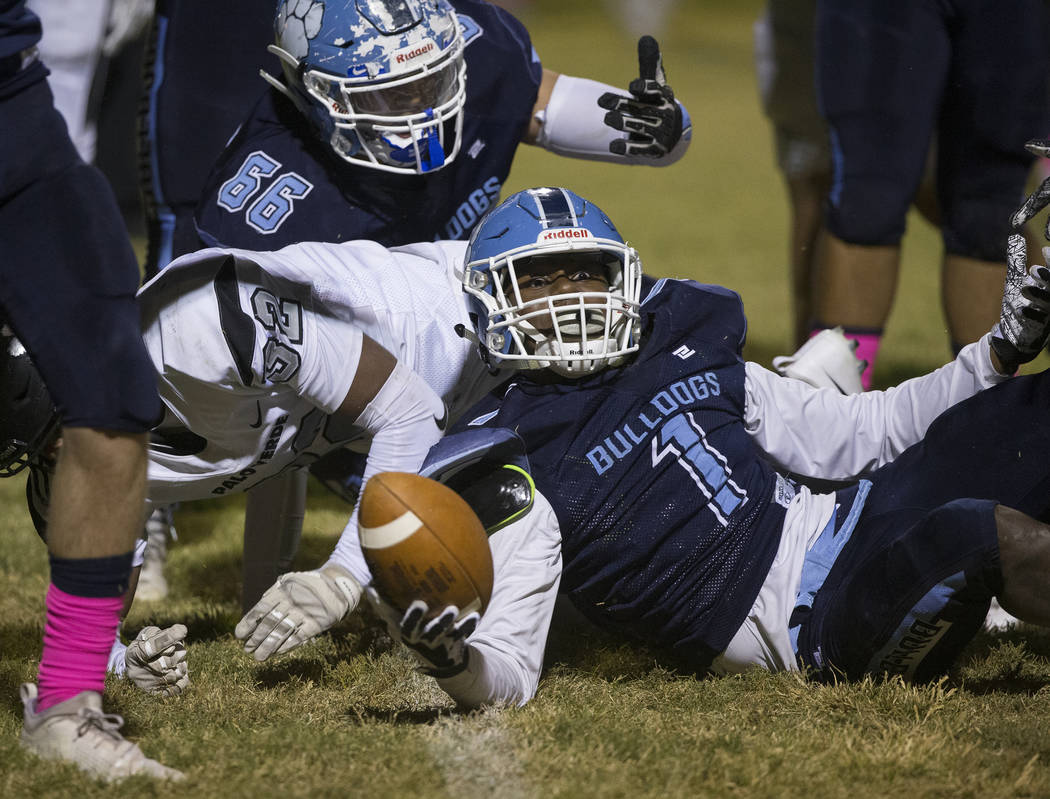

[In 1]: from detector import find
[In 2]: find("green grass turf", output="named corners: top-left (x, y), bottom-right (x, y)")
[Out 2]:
top-left (5, 1), bottom-right (1050, 795)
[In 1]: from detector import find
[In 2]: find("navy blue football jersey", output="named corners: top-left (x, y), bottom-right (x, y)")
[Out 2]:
top-left (458, 279), bottom-right (792, 667)
top-left (195, 0), bottom-right (541, 251)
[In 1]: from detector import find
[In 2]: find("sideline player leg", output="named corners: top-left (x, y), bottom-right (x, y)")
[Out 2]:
top-left (0, 33), bottom-right (180, 777)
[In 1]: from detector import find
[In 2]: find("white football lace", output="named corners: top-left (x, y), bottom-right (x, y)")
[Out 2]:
top-left (76, 708), bottom-right (126, 743)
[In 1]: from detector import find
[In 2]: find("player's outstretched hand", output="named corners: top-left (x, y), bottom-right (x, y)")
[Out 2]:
top-left (125, 624), bottom-right (190, 697)
top-left (235, 565), bottom-right (362, 661)
top-left (1010, 139), bottom-right (1050, 234)
top-left (597, 35), bottom-right (684, 159)
top-left (990, 234), bottom-right (1050, 374)
top-left (367, 588), bottom-right (477, 678)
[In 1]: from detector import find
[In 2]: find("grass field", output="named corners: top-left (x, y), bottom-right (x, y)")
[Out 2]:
top-left (5, 1), bottom-right (1050, 796)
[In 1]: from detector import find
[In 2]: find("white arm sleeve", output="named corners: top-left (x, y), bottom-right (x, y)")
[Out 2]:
top-left (534, 74), bottom-right (691, 166)
top-left (745, 334), bottom-right (1008, 480)
top-left (324, 361), bottom-right (447, 584)
top-left (437, 491), bottom-right (563, 708)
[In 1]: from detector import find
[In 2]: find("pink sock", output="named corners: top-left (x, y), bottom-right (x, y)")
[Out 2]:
top-left (36, 585), bottom-right (122, 711)
top-left (846, 332), bottom-right (882, 390)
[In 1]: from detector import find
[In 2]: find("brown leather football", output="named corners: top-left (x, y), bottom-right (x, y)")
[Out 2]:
top-left (358, 472), bottom-right (493, 618)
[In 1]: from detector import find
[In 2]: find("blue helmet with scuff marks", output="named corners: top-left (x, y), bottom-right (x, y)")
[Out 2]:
top-left (266, 0), bottom-right (466, 174)
top-left (463, 187), bottom-right (643, 377)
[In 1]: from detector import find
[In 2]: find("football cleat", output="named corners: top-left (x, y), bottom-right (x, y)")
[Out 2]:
top-left (772, 328), bottom-right (865, 395)
top-left (983, 598), bottom-right (1021, 633)
top-left (136, 506), bottom-right (174, 601)
top-left (20, 683), bottom-right (183, 782)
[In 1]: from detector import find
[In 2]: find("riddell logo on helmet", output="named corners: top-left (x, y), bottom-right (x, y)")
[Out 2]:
top-left (537, 229), bottom-right (594, 243)
top-left (395, 42), bottom-right (436, 64)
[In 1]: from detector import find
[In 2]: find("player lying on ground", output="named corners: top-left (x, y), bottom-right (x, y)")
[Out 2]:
top-left (363, 186), bottom-right (1050, 707)
top-left (6, 237), bottom-right (516, 653)
top-left (3, 217), bottom-right (864, 678)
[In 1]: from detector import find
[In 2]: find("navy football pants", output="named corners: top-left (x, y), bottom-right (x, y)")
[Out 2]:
top-left (797, 369), bottom-right (1050, 681)
top-left (0, 77), bottom-right (159, 432)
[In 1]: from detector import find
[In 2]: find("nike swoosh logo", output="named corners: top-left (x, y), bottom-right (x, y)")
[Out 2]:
top-left (434, 404), bottom-right (448, 431)
top-left (822, 368), bottom-right (850, 395)
top-left (249, 401), bottom-right (263, 429)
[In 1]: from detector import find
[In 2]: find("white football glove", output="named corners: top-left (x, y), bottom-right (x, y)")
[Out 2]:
top-left (597, 35), bottom-right (684, 159)
top-left (1010, 139), bottom-right (1050, 235)
top-left (772, 327), bottom-right (865, 394)
top-left (367, 588), bottom-right (478, 678)
top-left (990, 235), bottom-right (1050, 374)
top-left (125, 624), bottom-right (190, 697)
top-left (235, 564), bottom-right (362, 661)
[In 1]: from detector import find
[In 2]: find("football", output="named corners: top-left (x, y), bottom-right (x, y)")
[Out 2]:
top-left (358, 471), bottom-right (493, 619)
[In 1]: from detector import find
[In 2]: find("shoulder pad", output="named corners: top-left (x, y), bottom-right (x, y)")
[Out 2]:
top-left (421, 428), bottom-right (533, 533)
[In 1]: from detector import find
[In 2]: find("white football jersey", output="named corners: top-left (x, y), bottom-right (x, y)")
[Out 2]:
top-left (138, 239), bottom-right (501, 505)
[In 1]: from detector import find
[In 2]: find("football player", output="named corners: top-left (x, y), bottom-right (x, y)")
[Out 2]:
top-left (10, 236), bottom-right (516, 661)
top-left (0, 0), bottom-right (181, 780)
top-left (364, 186), bottom-right (1050, 707)
top-left (194, 0), bottom-right (690, 252)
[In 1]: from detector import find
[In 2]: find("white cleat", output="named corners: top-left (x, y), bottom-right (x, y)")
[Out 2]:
top-left (773, 327), bottom-right (866, 395)
top-left (984, 598), bottom-right (1021, 632)
top-left (20, 683), bottom-right (183, 782)
top-left (136, 507), bottom-right (173, 601)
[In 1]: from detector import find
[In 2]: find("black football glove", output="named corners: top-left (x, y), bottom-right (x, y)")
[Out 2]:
top-left (597, 35), bottom-right (683, 159)
top-left (368, 588), bottom-right (478, 678)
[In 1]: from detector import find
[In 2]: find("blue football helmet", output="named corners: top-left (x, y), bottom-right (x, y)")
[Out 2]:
top-left (463, 187), bottom-right (642, 377)
top-left (266, 0), bottom-right (466, 174)
top-left (0, 330), bottom-right (60, 478)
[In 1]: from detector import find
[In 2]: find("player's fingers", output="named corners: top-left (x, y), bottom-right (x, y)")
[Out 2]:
top-left (243, 608), bottom-right (294, 655)
top-left (138, 624), bottom-right (188, 656)
top-left (400, 600), bottom-right (429, 639)
top-left (1011, 177), bottom-right (1050, 230)
top-left (1007, 234), bottom-right (1028, 278)
top-left (166, 648), bottom-right (188, 668)
top-left (1025, 138), bottom-right (1050, 159)
top-left (603, 110), bottom-right (626, 132)
top-left (422, 607), bottom-right (458, 642)
top-left (637, 35), bottom-right (660, 82)
top-left (613, 140), bottom-right (664, 159)
top-left (271, 633), bottom-right (306, 657)
top-left (151, 659), bottom-right (186, 682)
top-left (597, 91), bottom-right (626, 112)
top-left (627, 77), bottom-right (670, 104)
top-left (455, 612), bottom-right (480, 639)
top-left (252, 615), bottom-right (300, 661)
top-left (136, 625), bottom-right (161, 641)
top-left (235, 602), bottom-right (276, 640)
